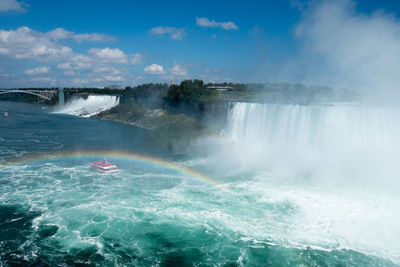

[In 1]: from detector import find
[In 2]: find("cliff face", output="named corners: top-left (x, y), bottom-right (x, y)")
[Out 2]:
top-left (93, 103), bottom-right (163, 130)
top-left (93, 103), bottom-right (218, 154)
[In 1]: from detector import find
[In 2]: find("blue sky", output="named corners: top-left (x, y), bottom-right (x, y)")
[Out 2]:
top-left (1, 0), bottom-right (400, 88)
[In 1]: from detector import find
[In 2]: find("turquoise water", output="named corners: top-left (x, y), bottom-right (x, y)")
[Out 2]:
top-left (0, 101), bottom-right (398, 266)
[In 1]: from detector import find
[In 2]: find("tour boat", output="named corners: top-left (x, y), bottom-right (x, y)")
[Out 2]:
top-left (91, 160), bottom-right (119, 173)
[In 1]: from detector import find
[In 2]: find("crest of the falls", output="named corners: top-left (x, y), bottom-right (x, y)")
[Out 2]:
top-left (225, 102), bottom-right (400, 150)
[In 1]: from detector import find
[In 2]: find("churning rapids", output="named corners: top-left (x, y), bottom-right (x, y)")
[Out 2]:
top-left (0, 100), bottom-right (399, 266)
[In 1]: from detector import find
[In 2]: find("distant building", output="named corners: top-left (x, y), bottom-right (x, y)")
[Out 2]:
top-left (97, 86), bottom-right (105, 89)
top-left (108, 85), bottom-right (122, 90)
top-left (206, 86), bottom-right (233, 92)
top-left (170, 80), bottom-right (174, 86)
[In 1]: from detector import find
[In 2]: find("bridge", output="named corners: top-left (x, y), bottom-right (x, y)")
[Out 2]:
top-left (0, 89), bottom-right (59, 101)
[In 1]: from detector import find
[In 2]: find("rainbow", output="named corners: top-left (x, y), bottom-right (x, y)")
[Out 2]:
top-left (0, 150), bottom-right (218, 186)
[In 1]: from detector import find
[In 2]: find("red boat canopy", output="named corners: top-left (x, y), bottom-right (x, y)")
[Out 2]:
top-left (91, 160), bottom-right (115, 167)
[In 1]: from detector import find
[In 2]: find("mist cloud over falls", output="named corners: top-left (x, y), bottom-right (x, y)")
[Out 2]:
top-left (294, 0), bottom-right (400, 101)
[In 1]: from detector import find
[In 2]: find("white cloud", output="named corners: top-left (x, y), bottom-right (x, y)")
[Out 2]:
top-left (57, 55), bottom-right (93, 70)
top-left (57, 62), bottom-right (72, 69)
top-left (0, 26), bottom-right (117, 62)
top-left (170, 64), bottom-right (187, 76)
top-left (73, 33), bottom-right (116, 43)
top-left (150, 26), bottom-right (185, 40)
top-left (71, 54), bottom-right (92, 62)
top-left (196, 17), bottom-right (239, 30)
top-left (93, 67), bottom-right (112, 73)
top-left (130, 53), bottom-right (143, 65)
top-left (144, 64), bottom-right (164, 75)
top-left (46, 28), bottom-right (116, 43)
top-left (91, 78), bottom-right (103, 83)
top-left (295, 0), bottom-right (400, 98)
top-left (0, 26), bottom-right (73, 61)
top-left (0, 27), bottom-right (141, 87)
top-left (104, 75), bottom-right (124, 82)
top-left (0, 47), bottom-right (8, 54)
top-left (31, 77), bottom-right (55, 85)
top-left (45, 28), bottom-right (72, 40)
top-left (70, 55), bottom-right (93, 69)
top-left (0, 0), bottom-right (25, 12)
top-left (72, 78), bottom-right (89, 85)
top-left (88, 47), bottom-right (128, 63)
top-left (63, 70), bottom-right (76, 76)
top-left (94, 67), bottom-right (120, 75)
top-left (31, 77), bottom-right (51, 82)
top-left (24, 66), bottom-right (50, 75)
top-left (73, 62), bottom-right (92, 69)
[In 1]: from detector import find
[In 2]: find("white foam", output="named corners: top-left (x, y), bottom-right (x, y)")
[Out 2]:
top-left (2, 154), bottom-right (399, 264)
top-left (53, 95), bottom-right (119, 117)
top-left (152, 174), bottom-right (400, 263)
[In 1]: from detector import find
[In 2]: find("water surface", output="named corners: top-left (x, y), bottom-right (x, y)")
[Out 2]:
top-left (0, 101), bottom-right (398, 266)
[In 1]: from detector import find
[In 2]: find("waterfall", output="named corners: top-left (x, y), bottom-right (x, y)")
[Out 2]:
top-left (225, 102), bottom-right (400, 151)
top-left (53, 95), bottom-right (119, 117)
top-left (222, 102), bottom-right (400, 185)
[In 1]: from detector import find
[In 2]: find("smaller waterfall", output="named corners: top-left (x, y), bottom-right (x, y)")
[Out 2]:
top-left (53, 95), bottom-right (119, 117)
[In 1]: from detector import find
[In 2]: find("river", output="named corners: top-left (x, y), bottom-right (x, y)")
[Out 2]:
top-left (0, 100), bottom-right (398, 266)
